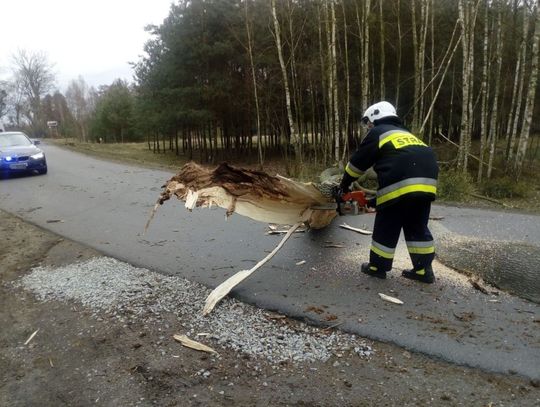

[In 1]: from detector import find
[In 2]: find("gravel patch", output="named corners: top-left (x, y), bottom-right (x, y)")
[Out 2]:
top-left (17, 257), bottom-right (373, 363)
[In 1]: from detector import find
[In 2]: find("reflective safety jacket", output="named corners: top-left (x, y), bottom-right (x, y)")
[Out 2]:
top-left (342, 117), bottom-right (438, 209)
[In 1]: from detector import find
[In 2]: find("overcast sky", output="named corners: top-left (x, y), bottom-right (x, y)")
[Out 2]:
top-left (0, 0), bottom-right (173, 91)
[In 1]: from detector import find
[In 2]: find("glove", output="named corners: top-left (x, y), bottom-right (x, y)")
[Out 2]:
top-left (331, 186), bottom-right (347, 216)
top-left (331, 185), bottom-right (344, 202)
top-left (366, 197), bottom-right (376, 208)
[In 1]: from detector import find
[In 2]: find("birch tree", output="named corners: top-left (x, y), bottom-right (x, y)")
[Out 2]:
top-left (66, 76), bottom-right (91, 142)
top-left (271, 0), bottom-right (301, 166)
top-left (506, 2), bottom-right (530, 166)
top-left (329, 0), bottom-right (340, 162)
top-left (457, 0), bottom-right (480, 172)
top-left (419, 20), bottom-right (462, 135)
top-left (379, 0), bottom-right (386, 99)
top-left (317, 3), bottom-right (330, 163)
top-left (244, 0), bottom-right (263, 168)
top-left (356, 0), bottom-right (371, 110)
top-left (411, 0), bottom-right (429, 133)
top-left (477, 0), bottom-right (490, 183)
top-left (285, 0), bottom-right (303, 149)
top-left (514, 1), bottom-right (540, 177)
top-left (394, 0), bottom-right (402, 107)
top-left (341, 0), bottom-right (351, 162)
top-left (428, 0), bottom-right (435, 143)
top-left (487, 3), bottom-right (504, 179)
top-left (324, 1), bottom-right (334, 161)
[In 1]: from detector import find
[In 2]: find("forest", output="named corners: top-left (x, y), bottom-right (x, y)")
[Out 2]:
top-left (1, 0), bottom-right (539, 185)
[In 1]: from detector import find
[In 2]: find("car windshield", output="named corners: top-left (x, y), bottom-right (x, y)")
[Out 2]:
top-left (0, 133), bottom-right (33, 148)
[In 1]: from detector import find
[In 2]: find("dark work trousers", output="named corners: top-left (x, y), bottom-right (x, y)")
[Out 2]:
top-left (369, 197), bottom-right (435, 272)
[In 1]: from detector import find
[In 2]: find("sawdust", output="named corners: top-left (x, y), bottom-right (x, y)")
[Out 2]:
top-left (430, 221), bottom-right (540, 303)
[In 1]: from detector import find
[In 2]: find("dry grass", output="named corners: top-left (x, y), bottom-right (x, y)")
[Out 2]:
top-left (50, 139), bottom-right (190, 172)
top-left (49, 138), bottom-right (540, 213)
top-left (48, 138), bottom-right (294, 175)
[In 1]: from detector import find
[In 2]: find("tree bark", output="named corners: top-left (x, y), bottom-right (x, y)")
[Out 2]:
top-left (329, 0), bottom-right (340, 162)
top-left (244, 0), bottom-right (263, 168)
top-left (395, 0), bottom-right (402, 108)
top-left (356, 0), bottom-right (371, 110)
top-left (514, 1), bottom-right (540, 177)
top-left (341, 0), bottom-right (351, 163)
top-left (379, 0), bottom-right (386, 99)
top-left (478, 0), bottom-right (490, 183)
top-left (506, 2), bottom-right (530, 166)
top-left (271, 0), bottom-right (301, 167)
top-left (458, 0), bottom-right (480, 172)
top-left (487, 3), bottom-right (504, 179)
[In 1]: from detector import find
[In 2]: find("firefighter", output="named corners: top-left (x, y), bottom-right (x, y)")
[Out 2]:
top-left (336, 101), bottom-right (439, 283)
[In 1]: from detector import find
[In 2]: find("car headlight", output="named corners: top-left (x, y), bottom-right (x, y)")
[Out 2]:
top-left (31, 152), bottom-right (44, 159)
top-left (4, 156), bottom-right (13, 162)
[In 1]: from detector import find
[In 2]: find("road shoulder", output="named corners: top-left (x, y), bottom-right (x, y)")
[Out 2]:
top-left (1, 209), bottom-right (539, 406)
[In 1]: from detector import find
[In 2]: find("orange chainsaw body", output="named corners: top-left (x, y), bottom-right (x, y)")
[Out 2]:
top-left (339, 190), bottom-right (370, 215)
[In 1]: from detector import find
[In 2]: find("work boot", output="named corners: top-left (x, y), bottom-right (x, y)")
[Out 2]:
top-left (402, 265), bottom-right (435, 284)
top-left (360, 262), bottom-right (387, 279)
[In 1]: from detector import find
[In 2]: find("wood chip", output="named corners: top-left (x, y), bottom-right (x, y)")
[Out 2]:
top-left (339, 223), bottom-right (372, 235)
top-left (323, 244), bottom-right (345, 248)
top-left (264, 312), bottom-right (287, 320)
top-left (295, 260), bottom-right (306, 266)
top-left (24, 328), bottom-right (39, 345)
top-left (378, 293), bottom-right (404, 305)
top-left (46, 219), bottom-right (64, 223)
top-left (173, 334), bottom-right (217, 354)
top-left (453, 311), bottom-right (475, 322)
top-left (266, 228), bottom-right (306, 235)
top-left (469, 278), bottom-right (489, 295)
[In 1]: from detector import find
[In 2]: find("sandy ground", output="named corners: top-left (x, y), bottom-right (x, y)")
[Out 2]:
top-left (1, 209), bottom-right (539, 406)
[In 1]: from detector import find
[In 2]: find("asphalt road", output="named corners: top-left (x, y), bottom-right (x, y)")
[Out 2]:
top-left (1, 143), bottom-right (539, 379)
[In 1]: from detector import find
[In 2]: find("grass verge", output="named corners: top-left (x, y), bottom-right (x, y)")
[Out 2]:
top-left (48, 138), bottom-right (540, 214)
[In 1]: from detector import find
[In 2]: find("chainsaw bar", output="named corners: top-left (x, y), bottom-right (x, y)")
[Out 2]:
top-left (310, 203), bottom-right (338, 210)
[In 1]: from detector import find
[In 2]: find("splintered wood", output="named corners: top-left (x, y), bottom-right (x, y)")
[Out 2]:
top-left (378, 293), bottom-right (404, 305)
top-left (146, 162), bottom-right (337, 231)
top-left (203, 222), bottom-right (303, 315)
top-left (173, 334), bottom-right (217, 354)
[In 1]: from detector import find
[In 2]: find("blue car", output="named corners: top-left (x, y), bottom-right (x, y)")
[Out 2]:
top-left (0, 131), bottom-right (48, 175)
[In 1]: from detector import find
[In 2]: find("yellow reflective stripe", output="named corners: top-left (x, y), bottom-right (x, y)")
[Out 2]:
top-left (379, 131), bottom-right (426, 148)
top-left (379, 131), bottom-right (411, 148)
top-left (377, 184), bottom-right (437, 205)
top-left (345, 163), bottom-right (362, 178)
top-left (407, 240), bottom-right (435, 254)
top-left (408, 246), bottom-right (435, 254)
top-left (370, 245), bottom-right (394, 259)
top-left (416, 269), bottom-right (426, 276)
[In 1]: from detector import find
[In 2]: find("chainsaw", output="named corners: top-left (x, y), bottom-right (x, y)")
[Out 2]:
top-left (336, 190), bottom-right (371, 215)
top-left (312, 187), bottom-right (374, 215)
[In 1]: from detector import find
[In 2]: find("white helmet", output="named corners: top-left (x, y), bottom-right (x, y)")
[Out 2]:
top-left (361, 101), bottom-right (397, 124)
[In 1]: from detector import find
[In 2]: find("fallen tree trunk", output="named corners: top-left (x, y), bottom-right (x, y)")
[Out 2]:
top-left (431, 222), bottom-right (540, 303)
top-left (147, 162), bottom-right (337, 230)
